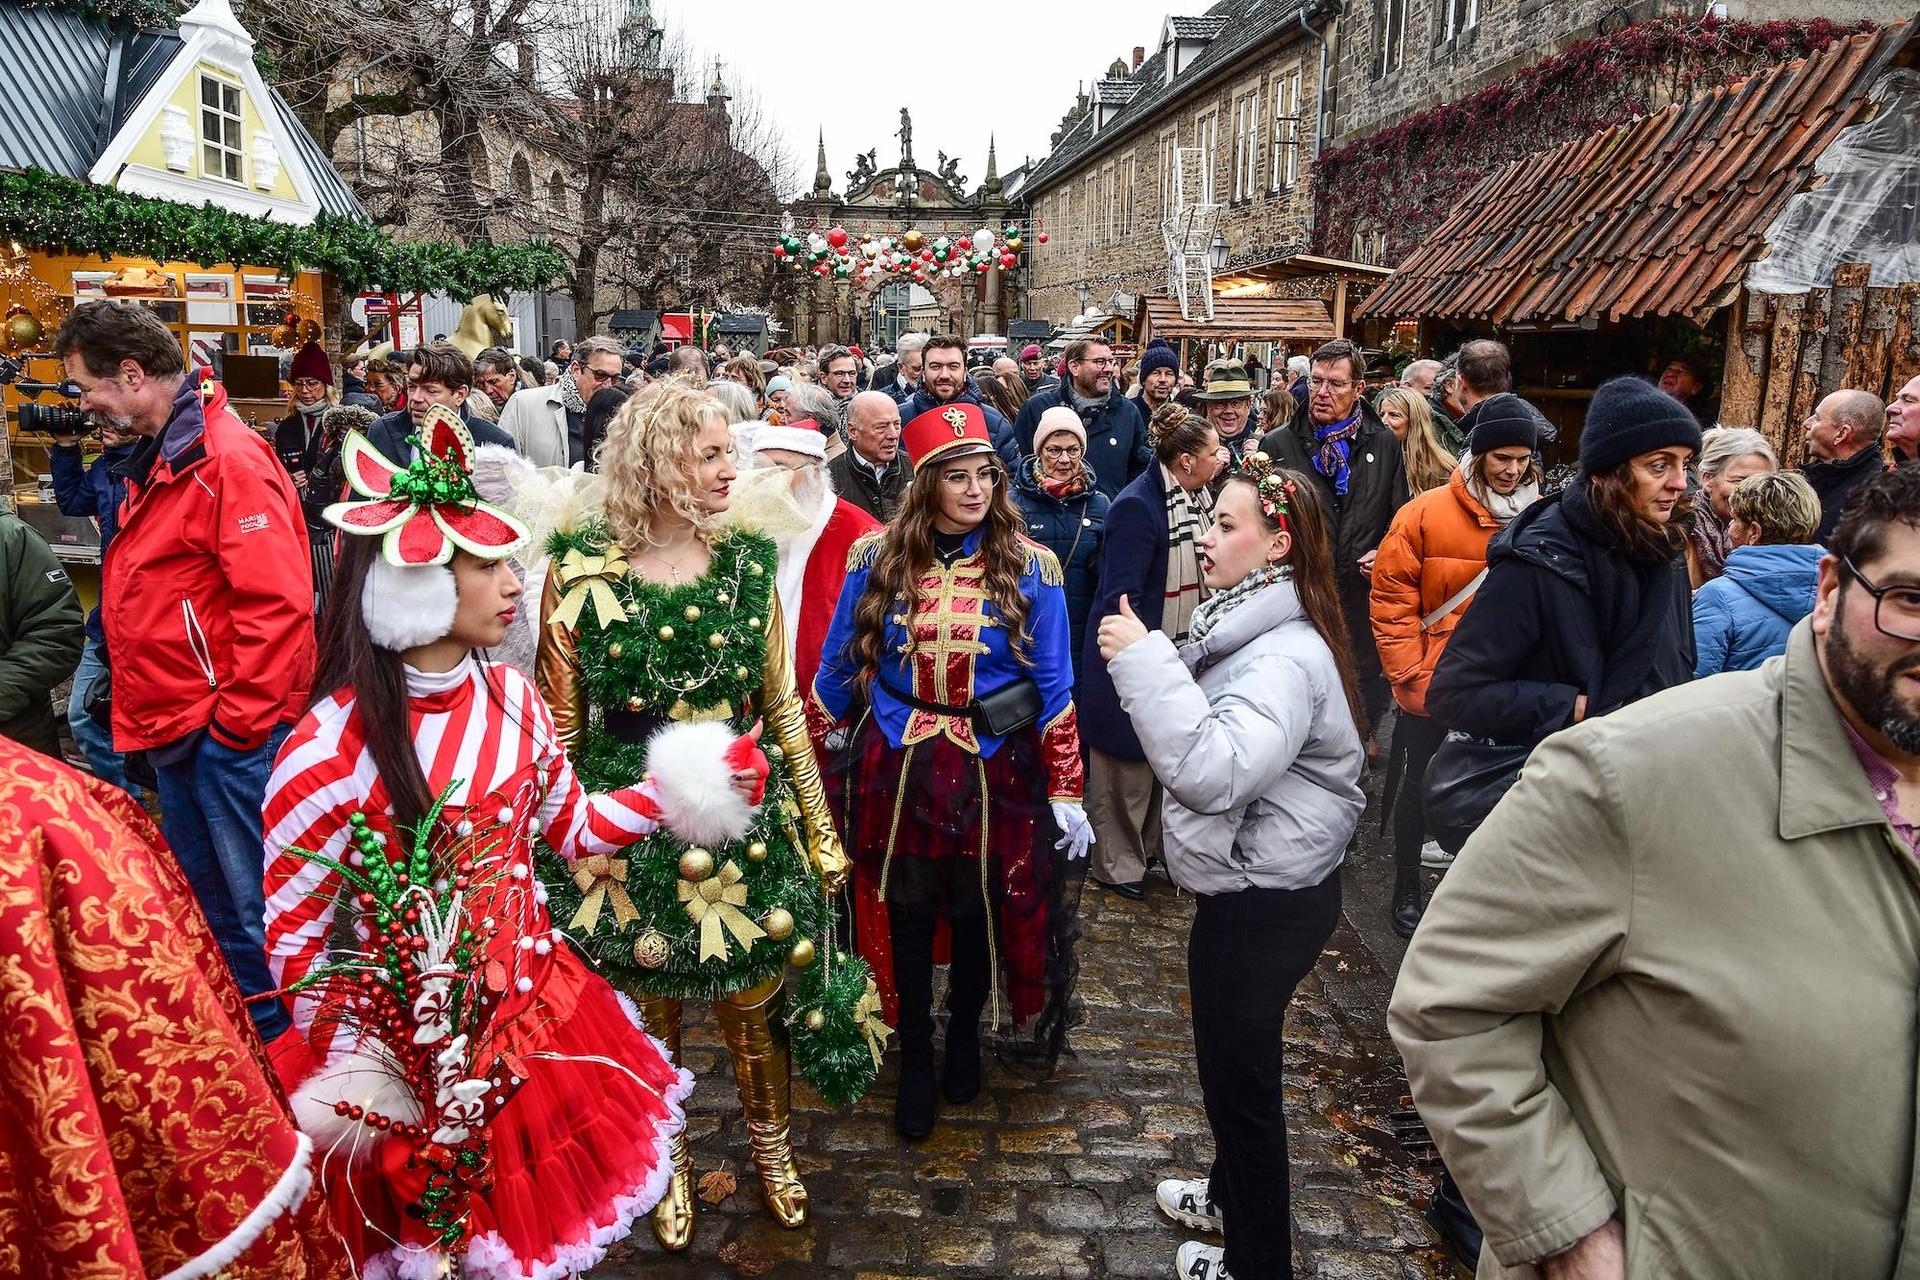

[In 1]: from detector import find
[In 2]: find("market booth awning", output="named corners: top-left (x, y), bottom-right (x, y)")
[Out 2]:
top-left (1136, 295), bottom-right (1336, 345)
top-left (1357, 22), bottom-right (1914, 329)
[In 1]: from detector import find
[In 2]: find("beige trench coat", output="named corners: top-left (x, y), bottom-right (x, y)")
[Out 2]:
top-left (1391, 621), bottom-right (1920, 1279)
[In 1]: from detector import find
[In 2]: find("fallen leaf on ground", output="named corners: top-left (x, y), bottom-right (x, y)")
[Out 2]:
top-left (698, 1169), bottom-right (737, 1204)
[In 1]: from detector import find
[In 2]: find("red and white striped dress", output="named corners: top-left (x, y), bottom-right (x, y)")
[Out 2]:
top-left (263, 656), bottom-right (690, 1280)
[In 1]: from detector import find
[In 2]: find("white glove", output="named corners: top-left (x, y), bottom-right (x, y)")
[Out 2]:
top-left (1051, 801), bottom-right (1094, 862)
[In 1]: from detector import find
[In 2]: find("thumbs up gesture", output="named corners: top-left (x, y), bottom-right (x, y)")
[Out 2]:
top-left (1097, 594), bottom-right (1150, 662)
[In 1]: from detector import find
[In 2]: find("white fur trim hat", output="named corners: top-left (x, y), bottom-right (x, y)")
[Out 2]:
top-left (750, 424), bottom-right (829, 461)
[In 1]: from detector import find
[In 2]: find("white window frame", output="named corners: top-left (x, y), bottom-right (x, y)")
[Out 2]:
top-left (1197, 112), bottom-right (1218, 203)
top-left (199, 73), bottom-right (244, 184)
top-left (1271, 67), bottom-right (1302, 192)
top-left (1441, 0), bottom-right (1480, 41)
top-left (1377, 0), bottom-right (1408, 76)
top-left (1232, 89), bottom-right (1260, 202)
top-left (1122, 153), bottom-right (1137, 234)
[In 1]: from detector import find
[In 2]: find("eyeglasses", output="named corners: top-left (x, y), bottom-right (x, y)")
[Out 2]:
top-left (1307, 376), bottom-right (1354, 393)
top-left (1842, 556), bottom-right (1920, 642)
top-left (940, 467), bottom-right (1003, 489)
top-left (1074, 357), bottom-right (1118, 368)
top-left (1041, 444), bottom-right (1084, 459)
top-left (579, 364), bottom-right (621, 385)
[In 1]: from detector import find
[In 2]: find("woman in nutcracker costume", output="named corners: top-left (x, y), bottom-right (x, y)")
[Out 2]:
top-left (261, 406), bottom-right (768, 1279)
top-left (534, 379), bottom-right (871, 1252)
top-left (811, 400), bottom-right (1095, 1141)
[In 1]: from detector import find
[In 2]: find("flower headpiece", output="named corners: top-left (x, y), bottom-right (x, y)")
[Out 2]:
top-left (324, 405), bottom-right (530, 566)
top-left (1233, 450), bottom-right (1294, 530)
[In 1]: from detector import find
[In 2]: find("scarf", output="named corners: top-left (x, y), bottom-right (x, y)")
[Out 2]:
top-left (1036, 454), bottom-right (1088, 499)
top-left (1162, 466), bottom-right (1212, 645)
top-left (1311, 408), bottom-right (1364, 496)
top-left (291, 395), bottom-right (327, 417)
top-left (1689, 497), bottom-right (1731, 582)
top-left (1069, 384), bottom-right (1106, 419)
top-left (1188, 564), bottom-right (1284, 645)
top-left (1461, 454), bottom-right (1541, 526)
top-left (1558, 482), bottom-right (1690, 716)
top-left (559, 372), bottom-right (589, 415)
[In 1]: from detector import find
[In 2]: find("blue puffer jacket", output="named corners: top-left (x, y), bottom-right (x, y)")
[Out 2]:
top-left (1012, 382), bottom-right (1152, 499)
top-left (1011, 457), bottom-right (1110, 681)
top-left (1692, 542), bottom-right (1824, 677)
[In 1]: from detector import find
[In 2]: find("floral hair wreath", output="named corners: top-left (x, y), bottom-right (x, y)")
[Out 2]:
top-left (1232, 450), bottom-right (1294, 530)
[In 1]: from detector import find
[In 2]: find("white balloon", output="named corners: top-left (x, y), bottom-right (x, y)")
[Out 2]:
top-left (974, 227), bottom-right (994, 250)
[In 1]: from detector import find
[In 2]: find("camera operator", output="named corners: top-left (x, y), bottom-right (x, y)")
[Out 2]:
top-left (48, 414), bottom-right (141, 798)
top-left (54, 298), bottom-right (313, 1050)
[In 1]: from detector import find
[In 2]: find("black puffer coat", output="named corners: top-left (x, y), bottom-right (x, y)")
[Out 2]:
top-left (1426, 483), bottom-right (1694, 746)
top-left (1011, 458), bottom-right (1110, 681)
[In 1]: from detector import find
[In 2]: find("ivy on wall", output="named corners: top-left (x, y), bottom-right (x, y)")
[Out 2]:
top-left (0, 168), bottom-right (568, 299)
top-left (1313, 16), bottom-right (1874, 264)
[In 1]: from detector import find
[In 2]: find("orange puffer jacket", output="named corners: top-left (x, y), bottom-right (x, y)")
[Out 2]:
top-left (1369, 470), bottom-right (1499, 718)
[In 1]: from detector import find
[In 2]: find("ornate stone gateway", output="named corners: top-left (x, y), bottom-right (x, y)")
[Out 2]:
top-left (781, 109), bottom-right (1022, 347)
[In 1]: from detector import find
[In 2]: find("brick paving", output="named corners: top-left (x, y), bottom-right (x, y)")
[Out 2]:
top-left (588, 874), bottom-right (1449, 1279)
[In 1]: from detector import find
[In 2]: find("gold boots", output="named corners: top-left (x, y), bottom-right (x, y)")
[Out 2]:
top-left (714, 976), bottom-right (810, 1228)
top-left (633, 994), bottom-right (696, 1251)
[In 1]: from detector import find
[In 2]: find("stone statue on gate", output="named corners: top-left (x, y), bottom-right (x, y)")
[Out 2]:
top-left (896, 107), bottom-right (914, 172)
top-left (936, 152), bottom-right (965, 189)
top-left (848, 149), bottom-right (877, 189)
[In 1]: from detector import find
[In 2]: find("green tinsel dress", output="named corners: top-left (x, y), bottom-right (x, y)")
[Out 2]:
top-left (535, 523), bottom-right (883, 1103)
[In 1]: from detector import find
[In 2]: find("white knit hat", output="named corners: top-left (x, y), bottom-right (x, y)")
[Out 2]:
top-left (1034, 405), bottom-right (1087, 453)
top-left (749, 422), bottom-right (829, 461)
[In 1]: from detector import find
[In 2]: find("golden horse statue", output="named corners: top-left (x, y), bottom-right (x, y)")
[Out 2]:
top-left (448, 294), bottom-right (513, 358)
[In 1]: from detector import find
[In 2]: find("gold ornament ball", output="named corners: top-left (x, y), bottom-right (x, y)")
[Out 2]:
top-left (3, 307), bottom-right (42, 353)
top-left (747, 840), bottom-right (768, 862)
top-left (657, 625), bottom-right (675, 642)
top-left (747, 616), bottom-right (761, 631)
top-left (626, 695), bottom-right (644, 712)
top-left (747, 562), bottom-right (764, 576)
top-left (607, 641), bottom-right (624, 659)
top-left (762, 907), bottom-right (795, 940)
top-left (678, 848), bottom-right (715, 881)
top-left (903, 229), bottom-right (925, 251)
top-left (683, 604), bottom-right (701, 621)
top-left (716, 591), bottom-right (731, 604)
top-left (734, 666), bottom-right (750, 681)
top-left (633, 930), bottom-right (671, 968)
top-left (708, 632), bottom-right (726, 649)
top-left (765, 742), bottom-right (785, 761)
top-left (787, 936), bottom-right (817, 968)
top-left (805, 1009), bottom-right (827, 1032)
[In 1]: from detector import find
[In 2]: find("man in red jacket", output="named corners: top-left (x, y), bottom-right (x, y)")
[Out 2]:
top-left (56, 300), bottom-right (314, 1044)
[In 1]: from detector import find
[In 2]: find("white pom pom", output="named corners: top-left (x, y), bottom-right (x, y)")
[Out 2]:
top-left (533, 938), bottom-right (552, 956)
top-left (510, 864), bottom-right (529, 881)
top-left (514, 976), bottom-right (533, 993)
top-left (645, 720), bottom-right (756, 846)
top-left (289, 1048), bottom-right (424, 1166)
top-left (455, 820), bottom-right (474, 837)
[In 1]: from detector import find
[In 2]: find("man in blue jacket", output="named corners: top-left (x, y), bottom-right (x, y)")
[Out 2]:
top-left (49, 419), bottom-right (140, 796)
top-left (1013, 338), bottom-right (1151, 499)
top-left (896, 333), bottom-right (1020, 470)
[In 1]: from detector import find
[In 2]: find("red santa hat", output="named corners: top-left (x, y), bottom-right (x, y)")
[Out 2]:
top-left (289, 341), bottom-right (333, 386)
top-left (749, 423), bottom-right (829, 461)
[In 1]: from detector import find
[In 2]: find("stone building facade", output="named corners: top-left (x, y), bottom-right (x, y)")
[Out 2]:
top-left (1021, 2), bottom-right (1330, 327)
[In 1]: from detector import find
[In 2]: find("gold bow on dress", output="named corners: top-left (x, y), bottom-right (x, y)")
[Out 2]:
top-left (679, 861), bottom-right (766, 963)
top-left (568, 854), bottom-right (640, 932)
top-left (548, 546), bottom-right (631, 630)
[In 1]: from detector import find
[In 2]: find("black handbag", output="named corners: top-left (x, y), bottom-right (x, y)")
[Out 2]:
top-left (1422, 732), bottom-right (1532, 855)
top-left (877, 672), bottom-right (1043, 737)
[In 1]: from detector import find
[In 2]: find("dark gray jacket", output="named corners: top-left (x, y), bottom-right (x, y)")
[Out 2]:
top-left (0, 513), bottom-right (84, 757)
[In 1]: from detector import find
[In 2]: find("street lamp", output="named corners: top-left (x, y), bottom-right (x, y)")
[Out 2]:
top-left (1210, 232), bottom-right (1230, 271)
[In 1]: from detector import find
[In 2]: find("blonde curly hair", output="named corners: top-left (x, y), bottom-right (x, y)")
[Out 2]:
top-left (598, 376), bottom-right (731, 550)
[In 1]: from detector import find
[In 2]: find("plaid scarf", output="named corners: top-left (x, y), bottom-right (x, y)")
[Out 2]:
top-left (1312, 408), bottom-right (1364, 496)
top-left (1188, 564), bottom-right (1285, 646)
top-left (1162, 467), bottom-right (1212, 645)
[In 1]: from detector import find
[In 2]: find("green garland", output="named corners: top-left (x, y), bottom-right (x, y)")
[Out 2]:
top-left (538, 523), bottom-right (876, 1102)
top-left (0, 167), bottom-right (567, 299)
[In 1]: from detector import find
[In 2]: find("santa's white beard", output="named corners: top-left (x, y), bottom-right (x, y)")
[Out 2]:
top-left (730, 462), bottom-right (834, 547)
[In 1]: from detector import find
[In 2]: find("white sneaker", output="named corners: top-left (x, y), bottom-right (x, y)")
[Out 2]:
top-left (1156, 1177), bottom-right (1223, 1232)
top-left (1175, 1240), bottom-right (1232, 1279)
top-left (1420, 840), bottom-right (1455, 869)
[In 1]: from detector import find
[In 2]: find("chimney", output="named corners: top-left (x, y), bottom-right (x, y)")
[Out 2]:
top-left (1132, 46), bottom-right (1145, 72)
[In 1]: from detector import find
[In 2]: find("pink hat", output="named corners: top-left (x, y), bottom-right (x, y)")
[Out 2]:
top-left (1034, 405), bottom-right (1086, 453)
top-left (749, 423), bottom-right (828, 461)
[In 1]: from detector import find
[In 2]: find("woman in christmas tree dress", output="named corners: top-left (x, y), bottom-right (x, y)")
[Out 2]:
top-left (810, 400), bottom-right (1094, 1141)
top-left (262, 408), bottom-right (767, 1279)
top-left (535, 379), bottom-right (852, 1249)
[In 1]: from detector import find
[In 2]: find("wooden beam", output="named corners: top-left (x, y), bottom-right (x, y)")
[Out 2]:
top-left (1851, 284), bottom-right (1897, 400)
top-left (1889, 283), bottom-right (1920, 394)
top-left (1717, 288), bottom-right (1768, 430)
top-left (1823, 262), bottom-right (1871, 397)
top-left (1761, 292), bottom-right (1804, 463)
top-left (1332, 278), bottom-right (1349, 339)
top-left (1788, 284), bottom-right (1831, 458)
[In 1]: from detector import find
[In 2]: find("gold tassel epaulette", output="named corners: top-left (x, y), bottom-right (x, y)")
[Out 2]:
top-left (1025, 541), bottom-right (1064, 588)
top-left (846, 531), bottom-right (884, 573)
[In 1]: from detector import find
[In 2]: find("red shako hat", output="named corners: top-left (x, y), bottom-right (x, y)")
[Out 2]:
top-left (902, 401), bottom-right (994, 469)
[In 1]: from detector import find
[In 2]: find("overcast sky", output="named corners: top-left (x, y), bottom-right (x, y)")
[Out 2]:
top-left (656, 0), bottom-right (1181, 197)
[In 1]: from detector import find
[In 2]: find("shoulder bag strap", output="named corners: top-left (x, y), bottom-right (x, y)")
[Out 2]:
top-left (1421, 567), bottom-right (1489, 632)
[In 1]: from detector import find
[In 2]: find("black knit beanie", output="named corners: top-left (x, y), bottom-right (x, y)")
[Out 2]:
top-left (1461, 392), bottom-right (1546, 455)
top-left (1578, 376), bottom-right (1703, 476)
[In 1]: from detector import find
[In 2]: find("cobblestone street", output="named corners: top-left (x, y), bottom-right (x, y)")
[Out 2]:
top-left (591, 834), bottom-right (1450, 1280)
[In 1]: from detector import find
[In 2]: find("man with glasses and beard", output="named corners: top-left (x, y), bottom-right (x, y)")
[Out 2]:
top-left (1393, 464), bottom-right (1920, 1280)
top-left (730, 421), bottom-right (881, 699)
top-left (494, 334), bottom-right (625, 467)
top-left (1014, 337), bottom-right (1152, 500)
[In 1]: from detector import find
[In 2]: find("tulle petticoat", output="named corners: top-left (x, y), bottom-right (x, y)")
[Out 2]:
top-left (319, 949), bottom-right (693, 1280)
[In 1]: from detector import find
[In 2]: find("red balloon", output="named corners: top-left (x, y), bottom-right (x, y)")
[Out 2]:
top-left (1000, 253), bottom-right (1016, 268)
top-left (1037, 232), bottom-right (1050, 244)
top-left (826, 227), bottom-right (848, 248)
top-left (772, 245), bottom-right (786, 258)
top-left (920, 249), bottom-right (934, 261)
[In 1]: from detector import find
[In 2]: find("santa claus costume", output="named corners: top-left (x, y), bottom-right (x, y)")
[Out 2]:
top-left (728, 419), bottom-right (882, 695)
top-left (262, 407), bottom-right (764, 1280)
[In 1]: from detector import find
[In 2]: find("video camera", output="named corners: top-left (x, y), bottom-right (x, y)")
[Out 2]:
top-left (0, 353), bottom-right (89, 436)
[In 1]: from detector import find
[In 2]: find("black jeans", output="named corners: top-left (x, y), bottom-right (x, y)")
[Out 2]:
top-left (1338, 574), bottom-right (1391, 736)
top-left (888, 906), bottom-right (991, 1068)
top-left (1391, 711), bottom-right (1448, 884)
top-left (1189, 873), bottom-right (1342, 1279)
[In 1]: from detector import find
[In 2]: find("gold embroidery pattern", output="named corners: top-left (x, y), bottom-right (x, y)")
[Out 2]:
top-left (896, 555), bottom-right (993, 753)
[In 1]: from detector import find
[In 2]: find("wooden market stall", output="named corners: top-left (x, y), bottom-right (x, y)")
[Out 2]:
top-left (1356, 19), bottom-right (1920, 465)
top-left (1134, 294), bottom-right (1336, 385)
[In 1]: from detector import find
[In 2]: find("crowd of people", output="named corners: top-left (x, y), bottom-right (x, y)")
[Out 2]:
top-left (7, 293), bottom-right (1920, 1280)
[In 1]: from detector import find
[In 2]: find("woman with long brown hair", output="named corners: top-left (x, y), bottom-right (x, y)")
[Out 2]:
top-left (1096, 452), bottom-right (1364, 1280)
top-left (1377, 386), bottom-right (1457, 495)
top-left (810, 400), bottom-right (1090, 1142)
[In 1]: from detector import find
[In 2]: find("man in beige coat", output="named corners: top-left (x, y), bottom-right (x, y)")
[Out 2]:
top-left (495, 336), bottom-right (623, 468)
top-left (1392, 464), bottom-right (1920, 1280)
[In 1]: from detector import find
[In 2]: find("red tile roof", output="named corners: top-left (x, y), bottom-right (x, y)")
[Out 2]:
top-left (1357, 22), bottom-right (1914, 327)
